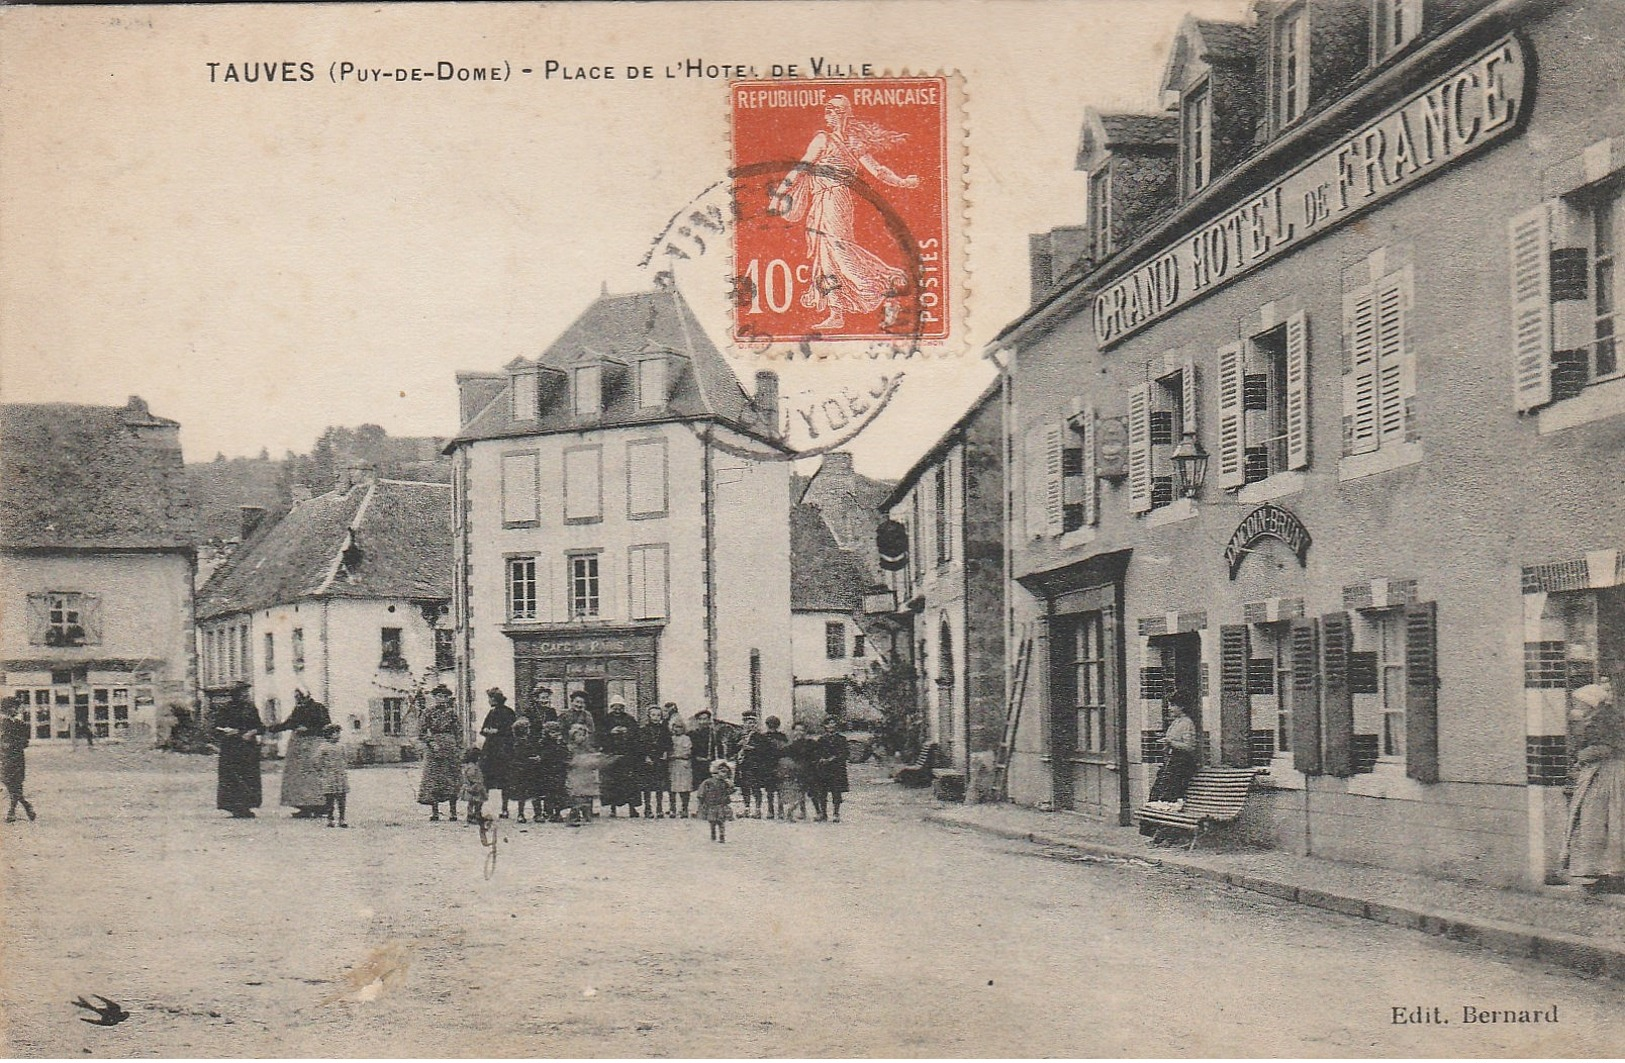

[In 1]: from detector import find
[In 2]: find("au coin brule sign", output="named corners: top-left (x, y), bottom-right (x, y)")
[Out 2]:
top-left (1093, 36), bottom-right (1527, 347)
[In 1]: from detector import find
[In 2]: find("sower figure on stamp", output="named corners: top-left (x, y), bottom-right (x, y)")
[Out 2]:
top-left (769, 94), bottom-right (919, 332)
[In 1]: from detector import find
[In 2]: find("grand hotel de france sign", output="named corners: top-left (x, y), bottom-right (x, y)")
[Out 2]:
top-left (1093, 36), bottom-right (1527, 347)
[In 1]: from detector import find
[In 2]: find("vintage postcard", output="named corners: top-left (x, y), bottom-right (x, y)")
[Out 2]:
top-left (2, 0), bottom-right (1623, 1057)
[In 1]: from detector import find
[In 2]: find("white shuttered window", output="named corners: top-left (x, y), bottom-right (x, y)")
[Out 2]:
top-left (501, 452), bottom-right (540, 525)
top-left (563, 446), bottom-right (603, 522)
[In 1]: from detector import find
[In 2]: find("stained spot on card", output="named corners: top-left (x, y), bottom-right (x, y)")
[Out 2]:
top-left (323, 941), bottom-right (411, 1004)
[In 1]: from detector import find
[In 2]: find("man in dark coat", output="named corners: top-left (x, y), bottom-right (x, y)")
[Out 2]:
top-left (812, 714), bottom-right (851, 822)
top-left (559, 690), bottom-right (597, 744)
top-left (688, 708), bottom-right (731, 787)
top-left (479, 687), bottom-right (518, 818)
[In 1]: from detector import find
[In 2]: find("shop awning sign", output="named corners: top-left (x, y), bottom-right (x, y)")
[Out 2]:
top-left (1093, 35), bottom-right (1527, 347)
top-left (1225, 503), bottom-right (1311, 579)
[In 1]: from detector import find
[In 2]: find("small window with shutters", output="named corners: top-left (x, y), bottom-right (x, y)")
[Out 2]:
top-left (1024, 422), bottom-right (1064, 538)
top-left (1063, 405), bottom-right (1099, 531)
top-left (1319, 603), bottom-right (1439, 784)
top-left (626, 438), bottom-right (668, 519)
top-left (1219, 314), bottom-right (1310, 490)
top-left (1129, 363), bottom-right (1196, 513)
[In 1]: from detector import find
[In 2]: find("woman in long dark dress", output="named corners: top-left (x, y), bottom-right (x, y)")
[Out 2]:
top-left (812, 715), bottom-right (850, 822)
top-left (214, 686), bottom-right (264, 819)
top-left (478, 688), bottom-right (518, 818)
top-left (416, 686), bottom-right (464, 821)
top-left (1565, 681), bottom-right (1625, 892)
top-left (267, 690), bottom-right (331, 817)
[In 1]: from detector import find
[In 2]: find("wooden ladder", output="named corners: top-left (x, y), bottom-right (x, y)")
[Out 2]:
top-left (991, 625), bottom-right (1034, 802)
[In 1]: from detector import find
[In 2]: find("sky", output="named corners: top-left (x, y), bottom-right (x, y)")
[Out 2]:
top-left (0, 0), bottom-right (1246, 480)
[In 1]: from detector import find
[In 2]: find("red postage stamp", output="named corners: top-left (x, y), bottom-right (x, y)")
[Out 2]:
top-left (730, 77), bottom-right (954, 347)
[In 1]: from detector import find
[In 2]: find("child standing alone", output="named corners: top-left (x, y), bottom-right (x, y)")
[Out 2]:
top-left (696, 760), bottom-right (735, 843)
top-left (460, 747), bottom-right (487, 825)
top-left (317, 723), bottom-right (349, 828)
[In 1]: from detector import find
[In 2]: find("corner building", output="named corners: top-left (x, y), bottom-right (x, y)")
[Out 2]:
top-left (447, 287), bottom-right (792, 730)
top-left (1003, 0), bottom-right (1624, 887)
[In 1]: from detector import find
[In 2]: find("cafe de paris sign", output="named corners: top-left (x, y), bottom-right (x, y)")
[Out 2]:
top-left (1093, 36), bottom-right (1527, 347)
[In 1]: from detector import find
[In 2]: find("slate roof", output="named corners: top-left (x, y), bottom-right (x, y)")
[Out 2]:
top-left (0, 398), bottom-right (196, 551)
top-left (1101, 113), bottom-right (1179, 147)
top-left (1195, 19), bottom-right (1258, 62)
top-left (198, 479), bottom-right (451, 620)
top-left (790, 503), bottom-right (869, 613)
top-left (450, 287), bottom-right (780, 448)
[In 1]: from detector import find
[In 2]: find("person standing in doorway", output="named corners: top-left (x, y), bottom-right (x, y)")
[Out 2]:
top-left (1141, 686), bottom-right (1200, 836)
top-left (2, 695), bottom-right (38, 822)
top-left (1565, 681), bottom-right (1624, 893)
top-left (72, 686), bottom-right (94, 749)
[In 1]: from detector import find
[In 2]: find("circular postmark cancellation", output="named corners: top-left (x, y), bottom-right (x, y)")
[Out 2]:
top-left (639, 163), bottom-right (925, 462)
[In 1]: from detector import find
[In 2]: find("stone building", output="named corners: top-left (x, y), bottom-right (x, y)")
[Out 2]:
top-left (446, 286), bottom-right (792, 728)
top-left (999, 0), bottom-right (1624, 887)
top-left (196, 475), bottom-right (452, 759)
top-left (789, 501), bottom-right (877, 725)
top-left (877, 381), bottom-right (1007, 788)
top-left (0, 397), bottom-right (196, 744)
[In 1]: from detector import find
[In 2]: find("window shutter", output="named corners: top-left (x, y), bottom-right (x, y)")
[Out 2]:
top-left (501, 452), bottom-right (540, 524)
top-left (1509, 203), bottom-right (1553, 412)
top-left (1342, 285), bottom-right (1378, 455)
top-left (81, 595), bottom-right (103, 644)
top-left (1284, 311), bottom-right (1311, 470)
top-left (1216, 342), bottom-right (1245, 489)
top-left (1374, 269), bottom-right (1409, 446)
top-left (1404, 600), bottom-right (1440, 784)
top-left (26, 594), bottom-right (49, 645)
top-left (1080, 406), bottom-right (1099, 526)
top-left (628, 548), bottom-right (648, 620)
top-left (538, 557), bottom-right (557, 623)
top-left (1218, 624), bottom-right (1252, 768)
top-left (1101, 602), bottom-right (1119, 752)
top-left (1320, 611), bottom-right (1355, 776)
top-left (1044, 423), bottom-right (1065, 536)
top-left (1181, 356), bottom-right (1199, 438)
top-left (1290, 617), bottom-right (1322, 774)
top-left (368, 697), bottom-right (384, 738)
top-left (1127, 384), bottom-right (1153, 513)
top-left (1024, 428), bottom-right (1049, 539)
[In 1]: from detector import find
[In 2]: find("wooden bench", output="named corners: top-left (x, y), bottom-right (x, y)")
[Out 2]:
top-left (1135, 767), bottom-right (1258, 850)
top-left (894, 742), bottom-right (939, 788)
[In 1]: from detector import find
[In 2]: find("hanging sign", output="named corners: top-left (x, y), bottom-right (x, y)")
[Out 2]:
top-left (1225, 503), bottom-right (1311, 579)
top-left (1093, 36), bottom-right (1527, 347)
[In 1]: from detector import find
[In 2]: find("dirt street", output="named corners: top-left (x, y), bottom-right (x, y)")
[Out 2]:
top-left (2, 748), bottom-right (1622, 1057)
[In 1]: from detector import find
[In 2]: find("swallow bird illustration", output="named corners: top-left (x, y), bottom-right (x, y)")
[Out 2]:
top-left (71, 995), bottom-right (129, 1026)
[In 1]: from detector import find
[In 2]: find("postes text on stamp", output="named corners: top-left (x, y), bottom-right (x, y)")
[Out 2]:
top-left (731, 77), bottom-right (952, 346)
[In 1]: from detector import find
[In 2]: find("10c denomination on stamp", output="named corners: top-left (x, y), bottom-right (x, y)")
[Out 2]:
top-left (731, 76), bottom-right (956, 347)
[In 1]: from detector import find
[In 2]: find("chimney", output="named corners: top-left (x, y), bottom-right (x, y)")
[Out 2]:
top-left (753, 370), bottom-right (781, 438)
top-left (456, 371), bottom-right (507, 426)
top-left (240, 506), bottom-right (268, 540)
top-left (336, 461), bottom-right (375, 493)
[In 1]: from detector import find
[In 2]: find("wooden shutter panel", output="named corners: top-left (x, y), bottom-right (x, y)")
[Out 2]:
top-left (1290, 617), bottom-right (1322, 774)
top-left (1343, 286), bottom-right (1378, 455)
top-left (1216, 343), bottom-right (1245, 489)
top-left (26, 594), bottom-right (49, 644)
top-left (1404, 600), bottom-right (1440, 784)
top-left (1320, 611), bottom-right (1355, 776)
top-left (1024, 428), bottom-right (1049, 538)
top-left (1127, 383), bottom-right (1153, 513)
top-left (1509, 203), bottom-right (1553, 412)
top-left (628, 548), bottom-right (648, 620)
top-left (81, 595), bottom-right (103, 645)
top-left (368, 697), bottom-right (384, 738)
top-left (1284, 311), bottom-right (1311, 470)
top-left (1218, 624), bottom-right (1252, 768)
top-left (1374, 270), bottom-right (1408, 446)
top-left (1080, 407), bottom-right (1099, 526)
top-left (1044, 422), bottom-right (1065, 536)
top-left (1101, 602), bottom-right (1120, 762)
top-left (1181, 356), bottom-right (1199, 438)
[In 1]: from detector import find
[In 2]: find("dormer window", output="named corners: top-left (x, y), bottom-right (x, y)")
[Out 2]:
top-left (1089, 167), bottom-right (1113, 260)
top-left (636, 355), bottom-right (667, 409)
top-left (573, 364), bottom-right (602, 418)
top-left (1181, 81), bottom-right (1211, 197)
top-left (1276, 6), bottom-right (1308, 128)
top-left (510, 368), bottom-right (539, 422)
top-left (1373, 0), bottom-right (1422, 62)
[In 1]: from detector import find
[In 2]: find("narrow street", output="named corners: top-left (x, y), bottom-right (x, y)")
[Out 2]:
top-left (3, 749), bottom-right (1621, 1057)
